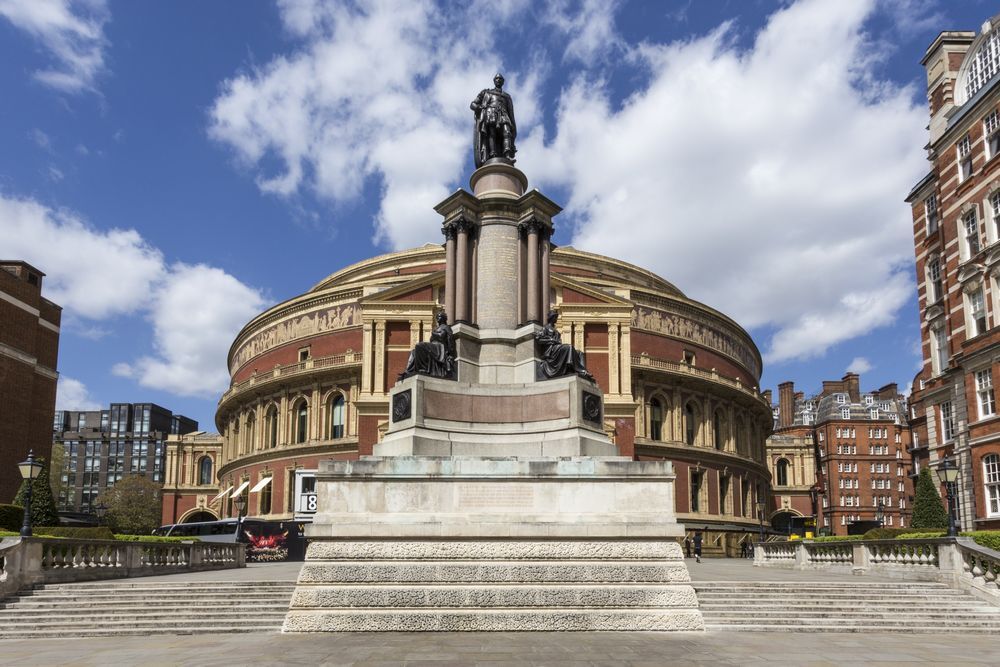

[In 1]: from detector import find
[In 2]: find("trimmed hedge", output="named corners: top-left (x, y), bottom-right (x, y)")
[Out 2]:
top-left (897, 531), bottom-right (947, 539)
top-left (0, 504), bottom-right (24, 532)
top-left (113, 534), bottom-right (200, 543)
top-left (862, 527), bottom-right (914, 540)
top-left (962, 530), bottom-right (1000, 552)
top-left (811, 535), bottom-right (862, 542)
top-left (34, 526), bottom-right (115, 540)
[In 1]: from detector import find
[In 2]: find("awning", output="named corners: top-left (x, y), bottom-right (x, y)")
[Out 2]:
top-left (250, 477), bottom-right (272, 493)
top-left (210, 486), bottom-right (233, 503)
top-left (230, 481), bottom-right (250, 498)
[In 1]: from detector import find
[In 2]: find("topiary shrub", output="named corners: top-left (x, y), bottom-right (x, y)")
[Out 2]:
top-left (34, 526), bottom-right (115, 540)
top-left (912, 468), bottom-right (950, 530)
top-left (0, 504), bottom-right (24, 532)
top-left (961, 530), bottom-right (1000, 552)
top-left (862, 527), bottom-right (913, 540)
top-left (897, 531), bottom-right (947, 539)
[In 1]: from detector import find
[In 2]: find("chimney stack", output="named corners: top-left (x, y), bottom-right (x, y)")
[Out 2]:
top-left (778, 381), bottom-right (795, 430)
top-left (843, 373), bottom-right (861, 403)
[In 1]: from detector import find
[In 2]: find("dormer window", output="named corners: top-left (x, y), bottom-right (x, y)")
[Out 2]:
top-left (869, 408), bottom-right (879, 420)
top-left (958, 134), bottom-right (973, 182)
top-left (841, 407), bottom-right (850, 420)
top-left (836, 394), bottom-right (846, 404)
top-left (865, 395), bottom-right (874, 405)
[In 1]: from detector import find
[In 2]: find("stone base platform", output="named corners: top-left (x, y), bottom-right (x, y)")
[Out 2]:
top-left (283, 540), bottom-right (703, 632)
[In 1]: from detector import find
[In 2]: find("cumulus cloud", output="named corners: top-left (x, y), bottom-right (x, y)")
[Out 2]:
top-left (0, 0), bottom-right (110, 93)
top-left (522, 0), bottom-right (925, 364)
top-left (542, 0), bottom-right (622, 64)
top-left (56, 376), bottom-right (100, 411)
top-left (114, 264), bottom-right (268, 397)
top-left (846, 356), bottom-right (874, 375)
top-left (208, 0), bottom-right (541, 250)
top-left (0, 194), bottom-right (267, 397)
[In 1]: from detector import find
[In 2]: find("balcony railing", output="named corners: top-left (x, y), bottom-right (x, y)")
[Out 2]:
top-left (221, 352), bottom-right (362, 403)
top-left (630, 353), bottom-right (768, 404)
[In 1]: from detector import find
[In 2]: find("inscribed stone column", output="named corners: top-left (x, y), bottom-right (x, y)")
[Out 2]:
top-left (517, 229), bottom-right (526, 324)
top-left (444, 224), bottom-right (456, 324)
top-left (456, 220), bottom-right (470, 323)
top-left (526, 223), bottom-right (539, 323)
top-left (374, 321), bottom-right (386, 393)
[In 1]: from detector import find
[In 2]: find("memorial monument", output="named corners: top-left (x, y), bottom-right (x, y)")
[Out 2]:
top-left (283, 76), bottom-right (703, 632)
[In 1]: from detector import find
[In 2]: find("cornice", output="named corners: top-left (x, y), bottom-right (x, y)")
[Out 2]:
top-left (217, 439), bottom-right (359, 478)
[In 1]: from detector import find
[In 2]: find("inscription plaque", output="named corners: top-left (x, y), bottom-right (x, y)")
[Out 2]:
top-left (458, 483), bottom-right (535, 509)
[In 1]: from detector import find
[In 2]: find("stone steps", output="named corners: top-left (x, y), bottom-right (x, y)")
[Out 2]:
top-left (694, 581), bottom-right (1000, 633)
top-left (0, 581), bottom-right (294, 639)
top-left (284, 540), bottom-right (704, 632)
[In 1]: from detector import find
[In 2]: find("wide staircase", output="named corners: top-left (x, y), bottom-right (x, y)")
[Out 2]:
top-left (0, 580), bottom-right (295, 639)
top-left (694, 581), bottom-right (1000, 633)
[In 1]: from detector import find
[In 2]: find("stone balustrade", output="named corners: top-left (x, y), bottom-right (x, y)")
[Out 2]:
top-left (754, 537), bottom-right (1000, 605)
top-left (0, 537), bottom-right (245, 599)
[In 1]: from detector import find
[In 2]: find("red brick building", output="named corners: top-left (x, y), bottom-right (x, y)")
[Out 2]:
top-left (0, 261), bottom-right (60, 502)
top-left (906, 15), bottom-right (1000, 531)
top-left (767, 374), bottom-right (914, 536)
top-left (181, 245), bottom-right (773, 553)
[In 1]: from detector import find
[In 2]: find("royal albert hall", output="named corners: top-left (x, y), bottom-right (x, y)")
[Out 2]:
top-left (200, 240), bottom-right (773, 554)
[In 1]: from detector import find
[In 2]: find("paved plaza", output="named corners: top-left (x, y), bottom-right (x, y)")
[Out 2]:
top-left (2, 559), bottom-right (998, 665)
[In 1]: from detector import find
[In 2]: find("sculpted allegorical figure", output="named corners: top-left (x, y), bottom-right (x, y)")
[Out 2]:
top-left (535, 310), bottom-right (594, 382)
top-left (471, 73), bottom-right (517, 167)
top-left (398, 311), bottom-right (457, 381)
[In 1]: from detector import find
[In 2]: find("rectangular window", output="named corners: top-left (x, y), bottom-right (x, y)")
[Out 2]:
top-left (870, 409), bottom-right (879, 420)
top-left (932, 322), bottom-right (948, 374)
top-left (927, 258), bottom-right (943, 302)
top-left (984, 455), bottom-right (1000, 516)
top-left (987, 111), bottom-right (1000, 158)
top-left (977, 369), bottom-right (996, 418)
top-left (926, 194), bottom-right (939, 234)
top-left (690, 471), bottom-right (702, 513)
top-left (841, 408), bottom-right (851, 419)
top-left (941, 402), bottom-right (955, 442)
top-left (965, 210), bottom-right (981, 257)
top-left (958, 134), bottom-right (973, 181)
top-left (969, 286), bottom-right (988, 336)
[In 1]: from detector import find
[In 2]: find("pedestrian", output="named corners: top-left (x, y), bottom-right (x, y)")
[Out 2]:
top-left (693, 530), bottom-right (703, 563)
top-left (684, 535), bottom-right (691, 558)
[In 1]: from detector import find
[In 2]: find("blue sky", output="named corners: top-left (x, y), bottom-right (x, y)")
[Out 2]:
top-left (0, 0), bottom-right (993, 430)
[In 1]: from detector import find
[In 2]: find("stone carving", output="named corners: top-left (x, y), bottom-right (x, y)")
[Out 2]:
top-left (471, 73), bottom-right (516, 167)
top-left (631, 306), bottom-right (760, 377)
top-left (582, 391), bottom-right (602, 424)
top-left (536, 310), bottom-right (594, 382)
top-left (232, 303), bottom-right (361, 369)
top-left (398, 311), bottom-right (457, 381)
top-left (391, 390), bottom-right (412, 423)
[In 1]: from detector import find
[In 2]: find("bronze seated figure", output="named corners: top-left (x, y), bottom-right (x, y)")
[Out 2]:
top-left (535, 310), bottom-right (594, 382)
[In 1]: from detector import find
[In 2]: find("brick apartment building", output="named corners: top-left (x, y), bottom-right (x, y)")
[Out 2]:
top-left (906, 14), bottom-right (1000, 531)
top-left (767, 374), bottom-right (914, 536)
top-left (52, 403), bottom-right (197, 518)
top-left (0, 261), bottom-right (61, 502)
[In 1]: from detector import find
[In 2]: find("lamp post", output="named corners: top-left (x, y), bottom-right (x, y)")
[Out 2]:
top-left (875, 500), bottom-right (885, 528)
top-left (756, 500), bottom-right (765, 543)
top-left (94, 503), bottom-right (108, 527)
top-left (233, 493), bottom-right (247, 542)
top-left (938, 456), bottom-right (960, 537)
top-left (17, 450), bottom-right (44, 537)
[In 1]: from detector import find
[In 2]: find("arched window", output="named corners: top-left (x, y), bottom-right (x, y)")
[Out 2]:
top-left (649, 399), bottom-right (663, 441)
top-left (714, 410), bottom-right (724, 450)
top-left (776, 458), bottom-right (789, 487)
top-left (294, 399), bottom-right (309, 444)
top-left (684, 402), bottom-right (697, 445)
top-left (985, 454), bottom-right (1000, 517)
top-left (198, 456), bottom-right (213, 485)
top-left (265, 405), bottom-right (278, 448)
top-left (328, 394), bottom-right (346, 439)
top-left (245, 412), bottom-right (256, 451)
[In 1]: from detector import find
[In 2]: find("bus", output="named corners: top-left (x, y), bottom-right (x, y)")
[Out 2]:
top-left (153, 519), bottom-right (308, 561)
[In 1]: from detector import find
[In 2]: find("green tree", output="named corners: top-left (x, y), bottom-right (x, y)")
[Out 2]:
top-left (97, 474), bottom-right (162, 535)
top-left (911, 468), bottom-right (950, 530)
top-left (13, 457), bottom-right (60, 528)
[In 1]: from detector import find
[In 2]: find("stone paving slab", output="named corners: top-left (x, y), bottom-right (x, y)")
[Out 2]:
top-left (0, 631), bottom-right (997, 665)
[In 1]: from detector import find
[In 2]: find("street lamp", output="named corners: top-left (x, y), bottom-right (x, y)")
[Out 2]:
top-left (756, 500), bottom-right (766, 542)
top-left (233, 493), bottom-right (247, 542)
top-left (938, 456), bottom-right (960, 537)
top-left (94, 503), bottom-right (108, 526)
top-left (875, 500), bottom-right (885, 527)
top-left (17, 450), bottom-right (43, 537)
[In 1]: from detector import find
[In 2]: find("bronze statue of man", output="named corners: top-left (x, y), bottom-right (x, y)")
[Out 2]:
top-left (471, 73), bottom-right (517, 167)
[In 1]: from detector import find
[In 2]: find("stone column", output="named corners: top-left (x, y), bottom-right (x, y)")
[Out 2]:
top-left (443, 224), bottom-right (456, 324)
top-left (374, 320), bottom-right (386, 394)
top-left (517, 227), bottom-right (526, 324)
top-left (455, 220), bottom-right (470, 323)
top-left (526, 222), bottom-right (540, 323)
top-left (541, 232), bottom-right (551, 319)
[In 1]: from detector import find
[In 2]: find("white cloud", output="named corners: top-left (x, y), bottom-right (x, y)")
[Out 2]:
top-left (209, 0), bottom-right (541, 250)
top-left (0, 195), bottom-right (165, 319)
top-left (0, 0), bottom-right (110, 93)
top-left (846, 356), bottom-right (874, 375)
top-left (542, 0), bottom-right (622, 64)
top-left (520, 0), bottom-right (926, 364)
top-left (56, 376), bottom-right (100, 411)
top-left (0, 193), bottom-right (267, 397)
top-left (114, 264), bottom-right (268, 398)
